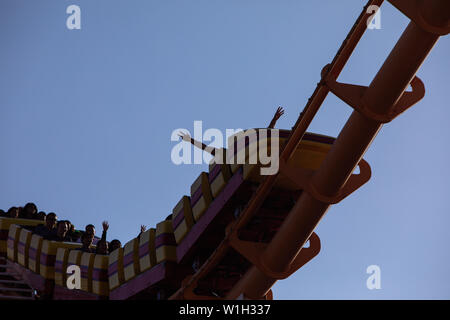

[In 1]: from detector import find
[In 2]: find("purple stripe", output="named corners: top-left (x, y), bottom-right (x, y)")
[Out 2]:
top-left (80, 265), bottom-right (89, 278)
top-left (176, 167), bottom-right (243, 263)
top-left (155, 233), bottom-right (176, 249)
top-left (209, 164), bottom-right (221, 182)
top-left (55, 261), bottom-right (64, 272)
top-left (172, 209), bottom-right (185, 229)
top-left (138, 244), bottom-right (150, 258)
top-left (7, 236), bottom-right (15, 249)
top-left (108, 261), bottom-right (118, 275)
top-left (40, 252), bottom-right (56, 266)
top-left (29, 247), bottom-right (38, 260)
top-left (92, 268), bottom-right (109, 282)
top-left (190, 187), bottom-right (202, 206)
top-left (123, 252), bottom-right (134, 267)
top-left (18, 242), bottom-right (26, 254)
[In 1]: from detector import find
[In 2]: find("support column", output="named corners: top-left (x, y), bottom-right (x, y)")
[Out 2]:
top-left (228, 1), bottom-right (448, 299)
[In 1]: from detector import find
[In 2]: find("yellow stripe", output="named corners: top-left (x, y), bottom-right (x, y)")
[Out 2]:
top-left (155, 245), bottom-right (176, 264)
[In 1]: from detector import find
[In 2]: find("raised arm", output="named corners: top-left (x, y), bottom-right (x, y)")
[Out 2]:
top-left (268, 106), bottom-right (285, 129)
top-left (101, 221), bottom-right (109, 242)
top-left (178, 131), bottom-right (216, 156)
top-left (137, 225), bottom-right (147, 238)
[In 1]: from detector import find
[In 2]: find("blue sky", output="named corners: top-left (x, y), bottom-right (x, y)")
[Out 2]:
top-left (1, 0), bottom-right (449, 299)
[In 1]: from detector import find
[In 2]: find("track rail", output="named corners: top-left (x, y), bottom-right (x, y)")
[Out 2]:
top-left (3, 0), bottom-right (446, 301)
top-left (226, 0), bottom-right (448, 299)
top-left (170, 0), bottom-right (386, 300)
top-left (172, 0), bottom-right (449, 300)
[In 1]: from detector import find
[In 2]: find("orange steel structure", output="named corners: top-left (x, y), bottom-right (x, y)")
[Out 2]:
top-left (170, 0), bottom-right (450, 300)
top-left (1, 0), bottom-right (448, 301)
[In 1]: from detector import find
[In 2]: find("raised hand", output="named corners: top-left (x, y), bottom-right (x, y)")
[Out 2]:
top-left (102, 221), bottom-right (109, 232)
top-left (178, 131), bottom-right (191, 142)
top-left (273, 106), bottom-right (285, 121)
top-left (140, 225), bottom-right (147, 233)
top-left (177, 130), bottom-right (216, 156)
top-left (268, 106), bottom-right (285, 128)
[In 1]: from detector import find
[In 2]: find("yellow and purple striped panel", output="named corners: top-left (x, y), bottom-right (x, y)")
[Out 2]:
top-left (68, 249), bottom-right (83, 267)
top-left (123, 238), bottom-right (139, 282)
top-left (0, 217), bottom-right (42, 257)
top-left (7, 224), bottom-right (22, 262)
top-left (108, 247), bottom-right (124, 291)
top-left (55, 247), bottom-right (71, 287)
top-left (172, 196), bottom-right (194, 244)
top-left (190, 172), bottom-right (213, 222)
top-left (155, 221), bottom-right (177, 264)
top-left (67, 250), bottom-right (83, 287)
top-left (40, 240), bottom-right (81, 280)
top-left (29, 234), bottom-right (44, 273)
top-left (17, 228), bottom-right (33, 268)
top-left (80, 252), bottom-right (95, 293)
top-left (92, 254), bottom-right (109, 297)
top-left (139, 228), bottom-right (156, 273)
top-left (208, 161), bottom-right (232, 198)
top-left (227, 131), bottom-right (259, 173)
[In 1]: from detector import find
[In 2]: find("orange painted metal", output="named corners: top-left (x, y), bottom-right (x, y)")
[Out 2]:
top-left (169, 0), bottom-right (385, 300)
top-left (228, 1), bottom-right (448, 299)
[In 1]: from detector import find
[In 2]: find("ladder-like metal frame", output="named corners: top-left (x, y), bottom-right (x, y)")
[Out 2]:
top-left (170, 0), bottom-right (449, 300)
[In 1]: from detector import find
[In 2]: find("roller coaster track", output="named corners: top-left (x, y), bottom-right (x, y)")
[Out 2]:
top-left (1, 0), bottom-right (448, 301)
top-left (0, 257), bottom-right (35, 300)
top-left (170, 0), bottom-right (450, 300)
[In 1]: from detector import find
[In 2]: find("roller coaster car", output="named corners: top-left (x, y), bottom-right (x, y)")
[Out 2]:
top-left (109, 129), bottom-right (335, 300)
top-left (164, 128), bottom-right (335, 298)
top-left (0, 129), bottom-right (335, 300)
top-left (108, 220), bottom-right (191, 300)
top-left (0, 218), bottom-right (105, 299)
top-left (174, 129), bottom-right (335, 269)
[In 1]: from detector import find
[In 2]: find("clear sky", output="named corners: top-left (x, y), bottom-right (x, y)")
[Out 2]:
top-left (1, 0), bottom-right (449, 299)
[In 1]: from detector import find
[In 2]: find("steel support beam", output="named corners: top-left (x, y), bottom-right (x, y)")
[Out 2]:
top-left (227, 0), bottom-right (448, 299)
